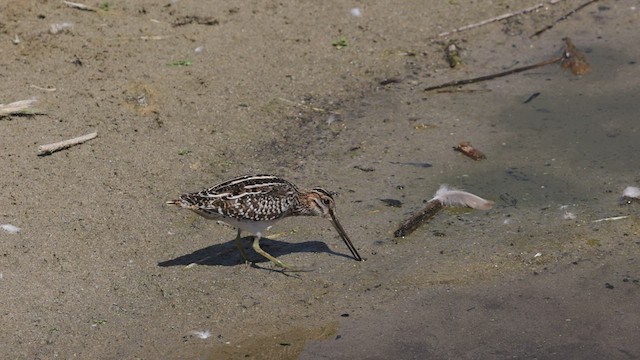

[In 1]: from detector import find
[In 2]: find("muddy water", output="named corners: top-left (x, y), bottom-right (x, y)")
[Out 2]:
top-left (294, 35), bottom-right (640, 359)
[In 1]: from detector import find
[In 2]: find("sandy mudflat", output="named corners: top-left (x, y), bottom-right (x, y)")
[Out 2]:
top-left (1, 1), bottom-right (639, 359)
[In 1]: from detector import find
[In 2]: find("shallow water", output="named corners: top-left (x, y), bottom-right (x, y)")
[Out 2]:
top-left (296, 16), bottom-right (640, 360)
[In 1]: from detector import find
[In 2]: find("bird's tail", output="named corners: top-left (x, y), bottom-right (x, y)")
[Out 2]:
top-left (166, 196), bottom-right (200, 211)
top-left (166, 198), bottom-right (185, 207)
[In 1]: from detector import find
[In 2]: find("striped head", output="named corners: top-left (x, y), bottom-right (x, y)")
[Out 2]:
top-left (298, 188), bottom-right (337, 217)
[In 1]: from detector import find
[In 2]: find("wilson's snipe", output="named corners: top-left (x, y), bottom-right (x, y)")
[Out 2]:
top-left (166, 174), bottom-right (363, 270)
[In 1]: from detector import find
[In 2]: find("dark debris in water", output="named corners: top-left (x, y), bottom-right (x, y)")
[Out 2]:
top-left (454, 141), bottom-right (486, 161)
top-left (523, 92), bottom-right (540, 104)
top-left (390, 161), bottom-right (432, 168)
top-left (506, 168), bottom-right (530, 181)
top-left (380, 198), bottom-right (403, 208)
top-left (500, 193), bottom-right (518, 207)
top-left (354, 165), bottom-right (375, 172)
top-left (379, 78), bottom-right (401, 86)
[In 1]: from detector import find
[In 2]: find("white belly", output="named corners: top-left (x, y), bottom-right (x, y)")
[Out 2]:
top-left (222, 217), bottom-right (277, 236)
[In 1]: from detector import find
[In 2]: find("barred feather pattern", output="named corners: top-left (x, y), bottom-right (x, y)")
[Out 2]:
top-left (166, 174), bottom-right (363, 262)
top-left (172, 175), bottom-right (303, 222)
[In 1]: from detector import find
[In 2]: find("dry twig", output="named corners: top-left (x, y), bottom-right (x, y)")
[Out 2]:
top-left (437, 2), bottom-right (558, 37)
top-left (139, 35), bottom-right (171, 41)
top-left (531, 0), bottom-right (599, 38)
top-left (62, 1), bottom-right (97, 12)
top-left (30, 85), bottom-right (57, 92)
top-left (38, 132), bottom-right (98, 156)
top-left (424, 56), bottom-right (562, 92)
top-left (592, 215), bottom-right (629, 223)
top-left (424, 37), bottom-right (588, 92)
top-left (394, 185), bottom-right (493, 237)
top-left (394, 201), bottom-right (443, 238)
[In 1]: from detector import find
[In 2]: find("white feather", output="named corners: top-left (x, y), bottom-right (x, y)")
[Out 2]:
top-left (0, 99), bottom-right (37, 115)
top-left (431, 185), bottom-right (493, 210)
top-left (190, 330), bottom-right (212, 339)
top-left (622, 186), bottom-right (640, 199)
top-left (1, 224), bottom-right (21, 234)
top-left (49, 22), bottom-right (74, 34)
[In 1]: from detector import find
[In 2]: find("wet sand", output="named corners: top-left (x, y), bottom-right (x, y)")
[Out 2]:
top-left (1, 1), bottom-right (639, 359)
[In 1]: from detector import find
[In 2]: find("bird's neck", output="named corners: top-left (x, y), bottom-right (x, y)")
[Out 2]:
top-left (292, 191), bottom-right (316, 216)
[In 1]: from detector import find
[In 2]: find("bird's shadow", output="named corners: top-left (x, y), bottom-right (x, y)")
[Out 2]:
top-left (158, 236), bottom-right (351, 267)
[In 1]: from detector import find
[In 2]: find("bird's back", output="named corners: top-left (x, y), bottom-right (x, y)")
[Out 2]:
top-left (178, 175), bottom-right (301, 221)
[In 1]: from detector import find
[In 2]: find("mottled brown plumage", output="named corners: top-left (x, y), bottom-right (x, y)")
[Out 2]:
top-left (167, 175), bottom-right (362, 269)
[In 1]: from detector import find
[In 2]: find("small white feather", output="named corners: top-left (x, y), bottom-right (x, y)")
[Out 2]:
top-left (622, 186), bottom-right (640, 199)
top-left (1, 224), bottom-right (21, 234)
top-left (560, 205), bottom-right (577, 220)
top-left (0, 98), bottom-right (37, 115)
top-left (190, 330), bottom-right (212, 339)
top-left (49, 22), bottom-right (74, 34)
top-left (432, 185), bottom-right (493, 210)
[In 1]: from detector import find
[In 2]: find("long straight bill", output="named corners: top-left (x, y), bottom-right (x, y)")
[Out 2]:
top-left (329, 211), bottom-right (363, 261)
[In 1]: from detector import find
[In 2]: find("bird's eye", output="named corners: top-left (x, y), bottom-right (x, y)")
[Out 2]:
top-left (321, 198), bottom-right (331, 206)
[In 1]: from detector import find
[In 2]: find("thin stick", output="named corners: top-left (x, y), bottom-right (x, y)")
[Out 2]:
top-left (30, 85), bottom-right (57, 92)
top-left (63, 1), bottom-right (97, 11)
top-left (394, 200), bottom-right (444, 238)
top-left (38, 132), bottom-right (97, 156)
top-left (592, 215), bottom-right (629, 223)
top-left (139, 35), bottom-right (171, 41)
top-left (437, 2), bottom-right (548, 37)
top-left (424, 55), bottom-right (562, 92)
top-left (531, 0), bottom-right (599, 38)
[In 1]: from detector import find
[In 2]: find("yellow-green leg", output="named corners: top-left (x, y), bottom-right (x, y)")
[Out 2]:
top-left (234, 229), bottom-right (251, 264)
top-left (252, 235), bottom-right (298, 270)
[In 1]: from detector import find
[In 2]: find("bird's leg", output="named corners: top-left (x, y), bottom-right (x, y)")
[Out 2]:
top-left (252, 234), bottom-right (298, 270)
top-left (234, 229), bottom-right (251, 264)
